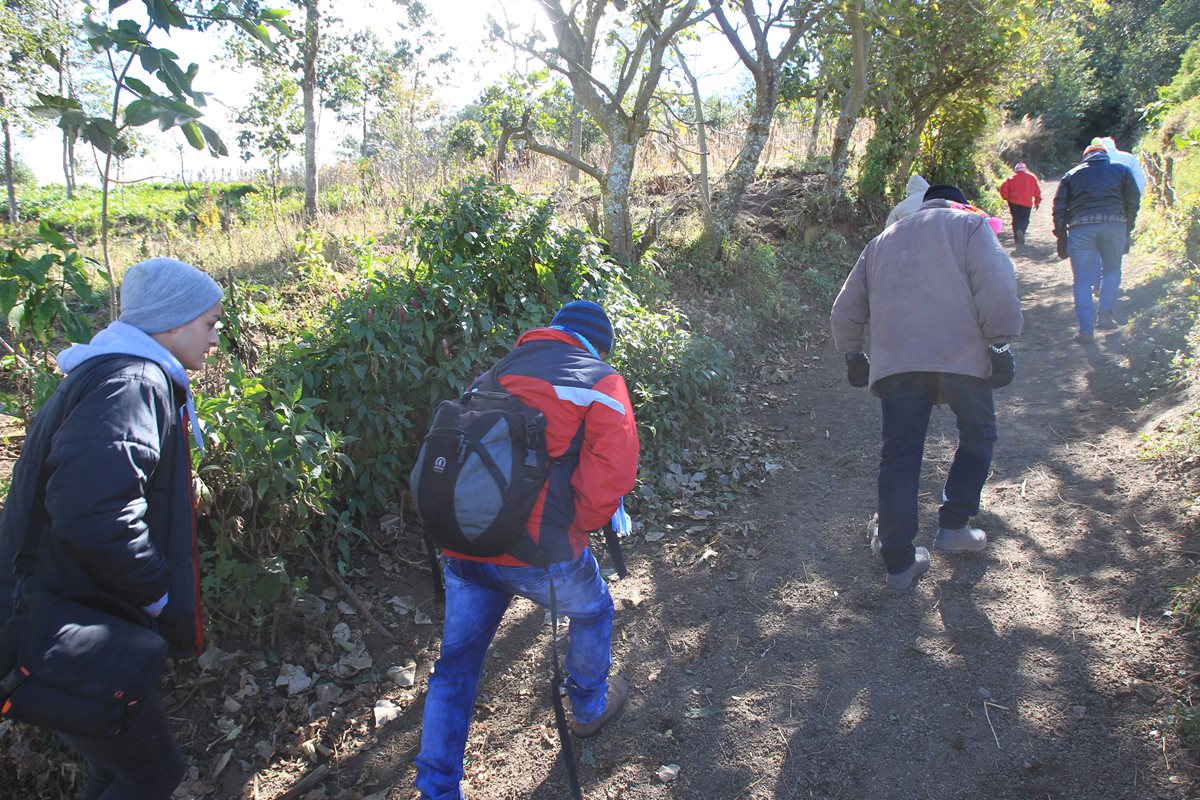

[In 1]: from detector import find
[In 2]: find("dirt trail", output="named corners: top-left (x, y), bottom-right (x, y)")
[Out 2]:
top-left (356, 187), bottom-right (1198, 800)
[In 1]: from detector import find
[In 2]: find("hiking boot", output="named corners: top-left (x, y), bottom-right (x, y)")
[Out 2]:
top-left (1074, 331), bottom-right (1094, 344)
top-left (934, 525), bottom-right (988, 553)
top-left (885, 547), bottom-right (929, 591)
top-left (1097, 312), bottom-right (1118, 330)
top-left (570, 675), bottom-right (628, 738)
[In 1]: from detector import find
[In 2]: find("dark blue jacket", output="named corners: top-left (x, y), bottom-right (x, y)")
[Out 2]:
top-left (0, 355), bottom-right (203, 657)
top-left (1053, 152), bottom-right (1141, 237)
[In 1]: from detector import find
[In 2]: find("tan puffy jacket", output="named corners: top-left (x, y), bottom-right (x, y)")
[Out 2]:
top-left (830, 200), bottom-right (1024, 393)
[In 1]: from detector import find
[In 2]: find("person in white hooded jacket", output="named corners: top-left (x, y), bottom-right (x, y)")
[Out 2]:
top-left (1100, 136), bottom-right (1146, 194)
top-left (885, 174), bottom-right (930, 227)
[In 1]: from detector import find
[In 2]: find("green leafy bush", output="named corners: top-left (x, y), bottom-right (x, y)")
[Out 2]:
top-left (195, 180), bottom-right (734, 632)
top-left (195, 301), bottom-right (355, 622)
top-left (0, 223), bottom-right (106, 418)
top-left (613, 301), bottom-right (733, 463)
top-left (295, 179), bottom-right (631, 515)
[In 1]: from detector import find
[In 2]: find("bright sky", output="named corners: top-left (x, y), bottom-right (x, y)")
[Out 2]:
top-left (14, 0), bottom-right (749, 185)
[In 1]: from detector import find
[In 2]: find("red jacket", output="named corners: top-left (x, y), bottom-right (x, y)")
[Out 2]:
top-left (999, 171), bottom-right (1042, 209)
top-left (444, 328), bottom-right (640, 566)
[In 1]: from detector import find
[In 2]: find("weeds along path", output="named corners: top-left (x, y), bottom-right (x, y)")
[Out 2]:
top-left (354, 185), bottom-right (1197, 799)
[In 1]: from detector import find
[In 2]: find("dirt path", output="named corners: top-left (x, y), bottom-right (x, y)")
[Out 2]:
top-left (351, 189), bottom-right (1198, 800)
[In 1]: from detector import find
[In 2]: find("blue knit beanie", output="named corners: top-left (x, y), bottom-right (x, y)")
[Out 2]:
top-left (550, 300), bottom-right (614, 355)
top-left (120, 257), bottom-right (223, 334)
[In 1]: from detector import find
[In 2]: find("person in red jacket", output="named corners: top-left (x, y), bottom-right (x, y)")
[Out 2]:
top-left (415, 300), bottom-right (640, 800)
top-left (999, 162), bottom-right (1042, 247)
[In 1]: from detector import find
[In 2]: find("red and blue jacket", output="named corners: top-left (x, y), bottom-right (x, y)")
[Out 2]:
top-left (444, 327), bottom-right (640, 566)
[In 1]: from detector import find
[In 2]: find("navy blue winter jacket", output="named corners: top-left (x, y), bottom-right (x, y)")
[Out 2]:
top-left (0, 355), bottom-right (203, 657)
top-left (1052, 152), bottom-right (1141, 238)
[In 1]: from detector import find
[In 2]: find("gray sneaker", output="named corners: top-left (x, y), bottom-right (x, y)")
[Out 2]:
top-left (886, 547), bottom-right (930, 591)
top-left (934, 525), bottom-right (988, 553)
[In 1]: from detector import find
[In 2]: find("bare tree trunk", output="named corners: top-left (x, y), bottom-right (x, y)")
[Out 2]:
top-left (711, 81), bottom-right (776, 242)
top-left (806, 92), bottom-right (825, 162)
top-left (533, 0), bottom-right (704, 264)
top-left (828, 0), bottom-right (871, 182)
top-left (62, 131), bottom-right (76, 197)
top-left (672, 43), bottom-right (711, 230)
top-left (706, 0), bottom-right (819, 246)
top-left (100, 151), bottom-right (117, 319)
top-left (2, 111), bottom-right (17, 225)
top-left (603, 118), bottom-right (638, 263)
top-left (568, 98), bottom-right (582, 183)
top-left (301, 0), bottom-right (320, 224)
top-left (360, 93), bottom-right (368, 159)
top-left (892, 106), bottom-right (935, 191)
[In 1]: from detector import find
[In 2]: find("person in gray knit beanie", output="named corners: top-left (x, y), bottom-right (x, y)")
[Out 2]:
top-left (0, 258), bottom-right (225, 799)
top-left (120, 257), bottom-right (224, 333)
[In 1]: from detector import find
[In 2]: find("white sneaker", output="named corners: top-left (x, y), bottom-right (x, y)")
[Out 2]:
top-left (886, 547), bottom-right (930, 591)
top-left (934, 526), bottom-right (987, 553)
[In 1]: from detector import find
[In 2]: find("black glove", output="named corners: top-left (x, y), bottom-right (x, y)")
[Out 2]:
top-left (988, 343), bottom-right (1015, 388)
top-left (1055, 236), bottom-right (1069, 260)
top-left (845, 352), bottom-right (869, 388)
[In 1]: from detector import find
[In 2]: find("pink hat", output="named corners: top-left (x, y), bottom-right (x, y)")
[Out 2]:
top-left (1014, 162), bottom-right (1027, 172)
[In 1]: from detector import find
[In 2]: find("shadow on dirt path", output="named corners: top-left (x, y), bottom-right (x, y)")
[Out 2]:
top-left (350, 184), bottom-right (1198, 800)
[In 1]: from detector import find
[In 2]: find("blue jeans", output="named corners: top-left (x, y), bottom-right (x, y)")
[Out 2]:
top-left (415, 549), bottom-right (614, 800)
top-left (1067, 222), bottom-right (1127, 333)
top-left (58, 688), bottom-right (187, 800)
top-left (876, 373), bottom-right (997, 575)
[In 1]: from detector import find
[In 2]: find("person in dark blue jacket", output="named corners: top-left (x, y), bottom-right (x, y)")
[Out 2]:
top-left (0, 257), bottom-right (223, 800)
top-left (1052, 141), bottom-right (1141, 343)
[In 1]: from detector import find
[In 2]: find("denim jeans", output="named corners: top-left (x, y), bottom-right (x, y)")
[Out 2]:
top-left (58, 688), bottom-right (187, 800)
top-left (876, 372), bottom-right (997, 575)
top-left (414, 549), bottom-right (614, 800)
top-left (1068, 222), bottom-right (1127, 333)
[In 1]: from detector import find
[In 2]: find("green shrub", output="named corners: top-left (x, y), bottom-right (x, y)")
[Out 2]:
top-left (194, 181), bottom-right (734, 632)
top-left (294, 179), bottom-right (633, 516)
top-left (0, 223), bottom-right (106, 419)
top-left (195, 293), bottom-right (355, 623)
top-left (613, 301), bottom-right (733, 463)
top-left (447, 120), bottom-right (490, 161)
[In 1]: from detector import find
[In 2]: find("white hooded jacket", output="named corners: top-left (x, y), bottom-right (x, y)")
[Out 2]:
top-left (1100, 137), bottom-right (1146, 193)
top-left (885, 174), bottom-right (930, 227)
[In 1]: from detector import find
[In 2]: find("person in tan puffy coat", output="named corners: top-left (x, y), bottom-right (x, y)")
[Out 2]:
top-left (831, 184), bottom-right (1023, 590)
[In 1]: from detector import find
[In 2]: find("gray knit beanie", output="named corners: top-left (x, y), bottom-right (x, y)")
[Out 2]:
top-left (119, 258), bottom-right (223, 334)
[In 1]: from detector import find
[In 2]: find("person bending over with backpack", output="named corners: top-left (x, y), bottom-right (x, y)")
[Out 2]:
top-left (0, 258), bottom-right (222, 799)
top-left (414, 300), bottom-right (640, 800)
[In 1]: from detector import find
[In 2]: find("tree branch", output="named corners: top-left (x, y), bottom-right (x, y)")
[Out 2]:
top-left (710, 0), bottom-right (758, 73)
top-left (509, 128), bottom-right (604, 183)
top-left (631, 0), bottom-right (709, 122)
